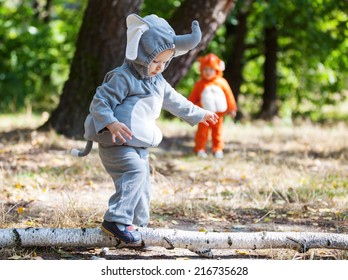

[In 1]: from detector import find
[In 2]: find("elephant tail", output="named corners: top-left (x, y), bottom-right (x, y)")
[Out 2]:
top-left (70, 140), bottom-right (93, 157)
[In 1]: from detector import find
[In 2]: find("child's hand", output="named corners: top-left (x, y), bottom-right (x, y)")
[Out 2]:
top-left (200, 111), bottom-right (219, 126)
top-left (230, 110), bottom-right (237, 118)
top-left (106, 122), bottom-right (133, 143)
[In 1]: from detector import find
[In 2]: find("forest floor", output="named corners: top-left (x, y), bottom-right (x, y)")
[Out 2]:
top-left (0, 114), bottom-right (347, 260)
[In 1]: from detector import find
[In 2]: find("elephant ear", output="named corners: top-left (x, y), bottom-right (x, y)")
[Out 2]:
top-left (126, 14), bottom-right (150, 60)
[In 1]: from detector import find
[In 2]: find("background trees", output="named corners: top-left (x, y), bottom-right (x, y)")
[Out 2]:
top-left (1, 0), bottom-right (347, 138)
top-left (239, 0), bottom-right (348, 121)
top-left (0, 0), bottom-right (85, 113)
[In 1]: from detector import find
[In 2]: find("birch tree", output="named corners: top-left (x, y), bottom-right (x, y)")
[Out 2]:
top-left (1, 227), bottom-right (347, 258)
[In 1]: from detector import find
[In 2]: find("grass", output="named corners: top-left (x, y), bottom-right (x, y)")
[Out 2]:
top-left (0, 114), bottom-right (347, 259)
top-left (0, 112), bottom-right (48, 131)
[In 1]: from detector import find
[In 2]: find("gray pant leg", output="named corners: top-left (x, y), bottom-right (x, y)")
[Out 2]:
top-left (98, 145), bottom-right (151, 226)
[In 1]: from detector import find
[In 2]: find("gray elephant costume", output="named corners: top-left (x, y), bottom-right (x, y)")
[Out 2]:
top-left (72, 14), bottom-right (208, 239)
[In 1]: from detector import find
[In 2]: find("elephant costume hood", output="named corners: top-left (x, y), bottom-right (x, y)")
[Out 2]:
top-left (125, 13), bottom-right (202, 78)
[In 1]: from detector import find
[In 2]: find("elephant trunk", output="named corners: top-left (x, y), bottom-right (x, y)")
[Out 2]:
top-left (174, 21), bottom-right (202, 52)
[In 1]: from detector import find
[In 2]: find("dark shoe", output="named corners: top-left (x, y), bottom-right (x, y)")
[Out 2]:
top-left (101, 220), bottom-right (141, 244)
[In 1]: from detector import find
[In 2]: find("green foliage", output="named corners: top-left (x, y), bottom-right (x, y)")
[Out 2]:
top-left (141, 0), bottom-right (182, 17)
top-left (276, 0), bottom-right (348, 120)
top-left (233, 0), bottom-right (348, 121)
top-left (178, 0), bottom-right (348, 122)
top-left (0, 0), bottom-right (86, 113)
top-left (0, 0), bottom-right (347, 122)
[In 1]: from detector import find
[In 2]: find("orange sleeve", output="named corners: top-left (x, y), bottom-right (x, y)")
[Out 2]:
top-left (188, 80), bottom-right (205, 107)
top-left (219, 78), bottom-right (237, 112)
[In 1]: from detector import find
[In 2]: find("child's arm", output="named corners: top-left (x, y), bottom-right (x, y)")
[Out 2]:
top-left (163, 82), bottom-right (205, 126)
top-left (188, 82), bottom-right (203, 106)
top-left (230, 110), bottom-right (237, 118)
top-left (90, 72), bottom-right (128, 134)
top-left (220, 78), bottom-right (237, 113)
top-left (163, 81), bottom-right (218, 126)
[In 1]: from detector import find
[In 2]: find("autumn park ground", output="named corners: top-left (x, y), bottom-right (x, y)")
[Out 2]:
top-left (0, 113), bottom-right (347, 260)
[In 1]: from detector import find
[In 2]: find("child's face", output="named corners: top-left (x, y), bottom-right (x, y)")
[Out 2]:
top-left (149, 50), bottom-right (174, 77)
top-left (202, 66), bottom-right (216, 80)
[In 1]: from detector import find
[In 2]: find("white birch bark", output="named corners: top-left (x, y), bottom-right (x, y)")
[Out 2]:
top-left (1, 228), bottom-right (347, 254)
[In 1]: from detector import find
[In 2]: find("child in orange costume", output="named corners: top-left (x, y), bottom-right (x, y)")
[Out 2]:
top-left (189, 53), bottom-right (237, 158)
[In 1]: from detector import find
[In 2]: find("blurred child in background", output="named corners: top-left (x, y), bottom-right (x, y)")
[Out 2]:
top-left (189, 53), bottom-right (237, 158)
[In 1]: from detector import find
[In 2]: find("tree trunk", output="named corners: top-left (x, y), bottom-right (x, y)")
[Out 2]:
top-left (258, 25), bottom-right (278, 119)
top-left (40, 0), bottom-right (143, 138)
top-left (32, 0), bottom-right (51, 22)
top-left (224, 1), bottom-right (252, 120)
top-left (1, 228), bottom-right (347, 257)
top-left (42, 0), bottom-right (52, 23)
top-left (164, 0), bottom-right (236, 87)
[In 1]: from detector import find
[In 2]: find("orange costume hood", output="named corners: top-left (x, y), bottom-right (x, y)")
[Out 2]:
top-left (198, 53), bottom-right (225, 77)
top-left (189, 53), bottom-right (237, 114)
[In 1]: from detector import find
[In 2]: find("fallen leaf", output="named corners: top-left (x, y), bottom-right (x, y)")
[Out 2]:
top-left (25, 221), bottom-right (34, 226)
top-left (236, 250), bottom-right (249, 255)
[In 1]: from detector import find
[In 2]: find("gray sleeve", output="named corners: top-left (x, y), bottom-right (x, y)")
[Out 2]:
top-left (162, 81), bottom-right (206, 126)
top-left (90, 71), bottom-right (128, 133)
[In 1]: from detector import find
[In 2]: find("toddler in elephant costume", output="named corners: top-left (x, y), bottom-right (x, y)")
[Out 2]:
top-left (71, 14), bottom-right (218, 244)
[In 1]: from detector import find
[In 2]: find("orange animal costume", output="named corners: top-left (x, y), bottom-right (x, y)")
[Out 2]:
top-left (188, 53), bottom-right (237, 155)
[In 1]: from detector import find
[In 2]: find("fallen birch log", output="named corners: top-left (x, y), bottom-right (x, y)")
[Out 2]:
top-left (1, 228), bottom-right (347, 255)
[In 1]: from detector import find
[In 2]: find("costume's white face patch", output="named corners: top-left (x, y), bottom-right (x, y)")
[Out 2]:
top-left (131, 96), bottom-right (163, 145)
top-left (201, 85), bottom-right (227, 113)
